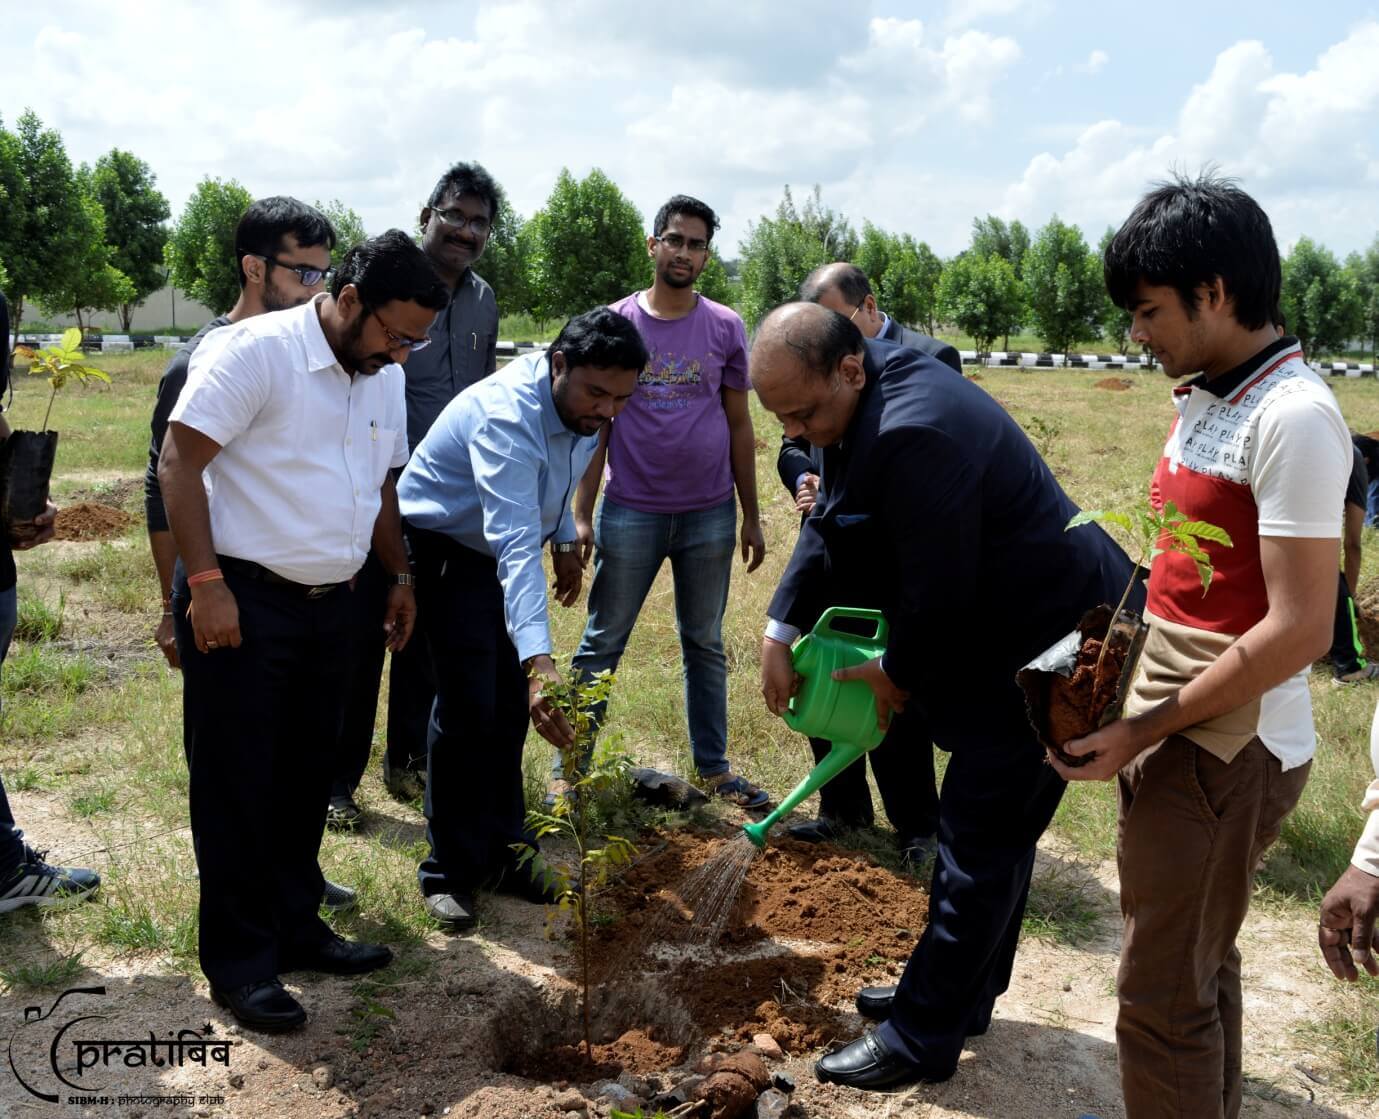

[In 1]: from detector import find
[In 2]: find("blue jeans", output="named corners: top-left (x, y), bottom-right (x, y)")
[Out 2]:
top-left (1, 584), bottom-right (26, 879)
top-left (561, 496), bottom-right (737, 779)
top-left (1367, 476), bottom-right (1379, 528)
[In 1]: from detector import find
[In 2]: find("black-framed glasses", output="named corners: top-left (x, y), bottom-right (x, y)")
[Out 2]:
top-left (656, 233), bottom-right (709, 253)
top-left (372, 310), bottom-right (432, 353)
top-left (240, 251), bottom-right (333, 288)
top-left (431, 208), bottom-right (492, 236)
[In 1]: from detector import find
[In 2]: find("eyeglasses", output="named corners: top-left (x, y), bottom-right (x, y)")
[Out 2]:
top-left (848, 303), bottom-right (864, 323)
top-left (431, 208), bottom-right (491, 236)
top-left (655, 233), bottom-right (710, 253)
top-left (241, 251), bottom-right (333, 288)
top-left (372, 310), bottom-right (432, 353)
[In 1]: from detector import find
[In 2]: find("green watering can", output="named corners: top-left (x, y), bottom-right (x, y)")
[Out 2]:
top-left (743, 607), bottom-right (889, 849)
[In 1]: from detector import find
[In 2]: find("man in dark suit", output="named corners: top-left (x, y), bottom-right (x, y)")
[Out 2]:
top-left (772, 263), bottom-right (961, 857)
top-left (755, 302), bottom-right (1133, 1090)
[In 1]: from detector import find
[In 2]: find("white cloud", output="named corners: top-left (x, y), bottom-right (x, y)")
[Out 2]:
top-left (1078, 49), bottom-right (1109, 74)
top-left (1001, 22), bottom-right (1379, 250)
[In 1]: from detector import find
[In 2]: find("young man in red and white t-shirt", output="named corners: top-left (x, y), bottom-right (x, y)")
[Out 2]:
top-left (1050, 174), bottom-right (1350, 1119)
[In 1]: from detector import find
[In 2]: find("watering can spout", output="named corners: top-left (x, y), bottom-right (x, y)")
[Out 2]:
top-left (743, 739), bottom-right (871, 848)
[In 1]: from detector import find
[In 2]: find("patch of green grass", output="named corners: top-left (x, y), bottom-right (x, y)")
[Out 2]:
top-left (70, 786), bottom-right (116, 817)
top-left (6, 765), bottom-right (43, 792)
top-left (0, 642), bottom-right (104, 742)
top-left (0, 951), bottom-right (87, 992)
top-left (14, 587), bottom-right (65, 642)
top-left (57, 541), bottom-right (154, 613)
top-left (1297, 974), bottom-right (1379, 1098)
top-left (1021, 858), bottom-right (1105, 946)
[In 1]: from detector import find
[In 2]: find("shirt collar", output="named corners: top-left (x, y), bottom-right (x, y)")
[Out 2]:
top-left (304, 293), bottom-right (345, 373)
top-left (1173, 334), bottom-right (1299, 399)
top-left (536, 354), bottom-right (574, 439)
top-left (877, 311), bottom-right (891, 336)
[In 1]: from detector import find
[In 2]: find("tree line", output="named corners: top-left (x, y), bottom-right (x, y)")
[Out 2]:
top-left (3, 107), bottom-right (1378, 358)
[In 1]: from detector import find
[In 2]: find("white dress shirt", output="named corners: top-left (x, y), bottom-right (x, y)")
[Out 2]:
top-left (169, 295), bottom-right (409, 585)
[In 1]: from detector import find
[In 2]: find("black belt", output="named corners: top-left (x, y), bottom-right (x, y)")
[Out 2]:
top-left (218, 555), bottom-right (349, 599)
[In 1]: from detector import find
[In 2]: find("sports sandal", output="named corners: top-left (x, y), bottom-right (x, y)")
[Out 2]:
top-left (707, 772), bottom-right (770, 810)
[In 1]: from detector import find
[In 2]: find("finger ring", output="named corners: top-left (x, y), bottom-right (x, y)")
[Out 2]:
top-left (206, 640), bottom-right (219, 649)
top-left (1319, 924), bottom-right (1347, 932)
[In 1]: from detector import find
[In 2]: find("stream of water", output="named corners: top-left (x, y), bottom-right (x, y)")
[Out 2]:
top-left (642, 832), bottom-right (761, 948)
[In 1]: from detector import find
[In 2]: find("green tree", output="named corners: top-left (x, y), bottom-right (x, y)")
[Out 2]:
top-left (935, 253), bottom-right (1024, 355)
top-left (37, 172), bottom-right (136, 333)
top-left (855, 221), bottom-right (895, 289)
top-left (1023, 216), bottom-right (1103, 355)
top-left (970, 215), bottom-right (1030, 273)
top-left (91, 149), bottom-right (170, 331)
top-left (1281, 237), bottom-right (1361, 357)
top-left (313, 198), bottom-right (367, 266)
top-left (738, 185), bottom-right (857, 328)
top-left (481, 197), bottom-right (535, 319)
top-left (1345, 239), bottom-right (1379, 355)
top-left (164, 177), bottom-right (254, 315)
top-left (0, 110), bottom-right (93, 344)
top-left (1096, 227), bottom-right (1133, 353)
top-left (527, 168), bottom-right (649, 321)
top-left (879, 235), bottom-right (943, 335)
top-left (696, 251), bottom-right (737, 308)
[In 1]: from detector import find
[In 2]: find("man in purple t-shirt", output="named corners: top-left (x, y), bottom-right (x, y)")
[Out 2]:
top-left (555, 195), bottom-right (769, 807)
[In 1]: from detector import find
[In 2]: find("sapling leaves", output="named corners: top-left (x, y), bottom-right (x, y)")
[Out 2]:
top-left (16, 327), bottom-right (113, 430)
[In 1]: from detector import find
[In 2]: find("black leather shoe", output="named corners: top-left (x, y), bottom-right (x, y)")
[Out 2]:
top-left (856, 986), bottom-right (897, 1021)
top-left (282, 934), bottom-right (392, 975)
top-left (898, 833), bottom-right (938, 864)
top-left (211, 979), bottom-right (306, 1033)
top-left (325, 795), bottom-right (364, 831)
top-left (815, 1030), bottom-right (944, 1090)
top-left (787, 815), bottom-right (868, 843)
top-left (424, 891), bottom-right (477, 931)
top-left (490, 865), bottom-right (561, 905)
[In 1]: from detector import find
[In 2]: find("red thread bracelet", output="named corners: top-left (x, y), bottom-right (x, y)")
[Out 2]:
top-left (187, 568), bottom-right (225, 587)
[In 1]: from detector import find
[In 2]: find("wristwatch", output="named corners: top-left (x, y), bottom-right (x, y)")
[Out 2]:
top-left (552, 542), bottom-right (578, 554)
top-left (393, 572), bottom-right (416, 586)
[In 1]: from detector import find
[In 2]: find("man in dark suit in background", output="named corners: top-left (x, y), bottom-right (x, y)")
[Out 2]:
top-left (771, 262), bottom-right (962, 857)
top-left (756, 302), bottom-right (1133, 1090)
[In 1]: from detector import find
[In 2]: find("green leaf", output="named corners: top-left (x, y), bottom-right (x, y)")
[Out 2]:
top-left (59, 327), bottom-right (82, 352)
top-left (1170, 520), bottom-right (1233, 547)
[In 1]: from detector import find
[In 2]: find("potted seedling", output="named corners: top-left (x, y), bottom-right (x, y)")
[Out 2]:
top-left (514, 668), bottom-right (637, 1059)
top-left (1018, 499), bottom-right (1231, 765)
top-left (1, 328), bottom-right (110, 530)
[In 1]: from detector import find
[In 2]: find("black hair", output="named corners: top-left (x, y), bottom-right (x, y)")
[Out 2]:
top-left (756, 302), bottom-right (865, 377)
top-left (426, 161), bottom-right (502, 221)
top-left (652, 195), bottom-right (720, 241)
top-left (799, 262), bottom-right (871, 306)
top-left (550, 307), bottom-right (649, 372)
top-left (1354, 433), bottom-right (1379, 471)
top-left (1104, 171), bottom-right (1280, 330)
top-left (235, 196), bottom-right (336, 287)
top-left (330, 230), bottom-right (450, 312)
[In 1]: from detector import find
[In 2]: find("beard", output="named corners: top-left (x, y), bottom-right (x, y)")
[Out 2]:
top-left (342, 313), bottom-right (389, 376)
top-left (658, 264), bottom-right (696, 290)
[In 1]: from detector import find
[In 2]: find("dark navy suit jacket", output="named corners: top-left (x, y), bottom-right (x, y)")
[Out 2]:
top-left (768, 339), bottom-right (1132, 742)
top-left (776, 318), bottom-right (961, 492)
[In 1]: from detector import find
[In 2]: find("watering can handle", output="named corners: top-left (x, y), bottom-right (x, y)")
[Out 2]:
top-left (814, 606), bottom-right (889, 647)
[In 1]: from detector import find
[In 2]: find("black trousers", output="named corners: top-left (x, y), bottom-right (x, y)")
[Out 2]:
top-left (332, 547), bottom-right (436, 799)
top-left (887, 700), bottom-right (1066, 1071)
top-left (409, 529), bottom-right (533, 898)
top-left (173, 565), bottom-right (352, 989)
top-left (1331, 570), bottom-right (1367, 676)
top-left (809, 707), bottom-right (940, 836)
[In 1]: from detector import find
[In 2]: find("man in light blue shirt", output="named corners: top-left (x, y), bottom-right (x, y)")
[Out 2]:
top-left (397, 307), bottom-right (646, 930)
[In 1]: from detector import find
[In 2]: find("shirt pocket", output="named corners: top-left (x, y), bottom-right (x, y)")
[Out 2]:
top-left (368, 426), bottom-right (400, 492)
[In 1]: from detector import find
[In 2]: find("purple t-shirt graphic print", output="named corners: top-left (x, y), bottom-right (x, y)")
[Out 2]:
top-left (604, 291), bottom-right (749, 514)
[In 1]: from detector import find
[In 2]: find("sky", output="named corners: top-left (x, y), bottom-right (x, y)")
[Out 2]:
top-left (4, 0), bottom-right (1378, 261)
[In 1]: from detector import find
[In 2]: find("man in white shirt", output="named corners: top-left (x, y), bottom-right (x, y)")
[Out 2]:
top-left (159, 231), bottom-right (449, 1032)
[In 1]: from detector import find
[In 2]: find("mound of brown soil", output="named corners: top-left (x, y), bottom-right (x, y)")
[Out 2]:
top-left (1094, 376), bottom-right (1134, 391)
top-left (510, 1027), bottom-right (685, 1083)
top-left (53, 501), bottom-right (131, 541)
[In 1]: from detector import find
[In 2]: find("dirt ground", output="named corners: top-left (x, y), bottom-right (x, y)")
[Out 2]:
top-left (1, 810), bottom-right (1370, 1119)
top-left (53, 501), bottom-right (133, 542)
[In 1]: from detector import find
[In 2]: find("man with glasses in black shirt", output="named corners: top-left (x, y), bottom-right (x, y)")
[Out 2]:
top-left (329, 163), bottom-right (501, 826)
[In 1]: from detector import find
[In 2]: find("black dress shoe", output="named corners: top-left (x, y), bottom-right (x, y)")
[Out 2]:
top-left (856, 985), bottom-right (897, 1021)
top-left (325, 794), bottom-right (364, 831)
top-left (787, 815), bottom-right (869, 843)
top-left (815, 1030), bottom-right (939, 1090)
top-left (898, 833), bottom-right (938, 864)
top-left (282, 934), bottom-right (392, 975)
top-left (424, 891), bottom-right (477, 931)
top-left (211, 979), bottom-right (306, 1033)
top-left (490, 865), bottom-right (561, 905)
